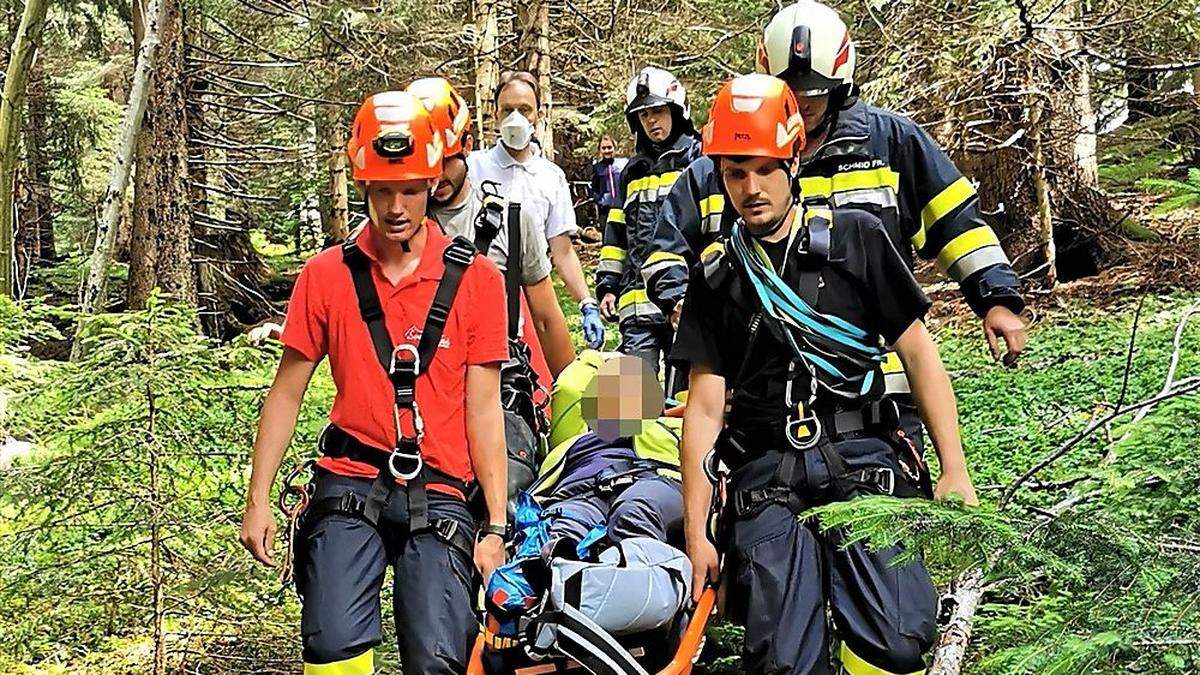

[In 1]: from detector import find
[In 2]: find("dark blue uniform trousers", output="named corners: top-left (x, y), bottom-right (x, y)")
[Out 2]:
top-left (295, 471), bottom-right (477, 674)
top-left (723, 438), bottom-right (938, 675)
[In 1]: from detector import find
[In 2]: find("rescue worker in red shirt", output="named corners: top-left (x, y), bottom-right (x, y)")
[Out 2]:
top-left (239, 91), bottom-right (509, 674)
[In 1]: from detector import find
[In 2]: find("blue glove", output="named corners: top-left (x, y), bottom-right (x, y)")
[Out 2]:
top-left (580, 300), bottom-right (605, 349)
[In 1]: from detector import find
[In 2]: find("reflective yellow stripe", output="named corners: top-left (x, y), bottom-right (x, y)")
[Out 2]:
top-left (701, 241), bottom-right (724, 262)
top-left (657, 171), bottom-right (681, 194)
top-left (607, 208), bottom-right (626, 224)
top-left (305, 649), bottom-right (374, 675)
top-left (600, 245), bottom-right (627, 261)
top-left (617, 289), bottom-right (650, 310)
top-left (647, 251), bottom-right (687, 266)
top-left (839, 642), bottom-right (923, 675)
top-left (881, 351), bottom-right (904, 374)
top-left (799, 167), bottom-right (900, 200)
top-left (936, 227), bottom-right (1000, 271)
top-left (805, 206), bottom-right (833, 228)
top-left (921, 176), bottom-right (975, 231)
top-left (699, 194), bottom-right (725, 218)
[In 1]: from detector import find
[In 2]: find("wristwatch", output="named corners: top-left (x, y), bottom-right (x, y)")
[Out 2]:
top-left (477, 522), bottom-right (508, 543)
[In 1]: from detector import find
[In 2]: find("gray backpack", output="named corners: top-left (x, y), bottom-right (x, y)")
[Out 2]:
top-left (529, 537), bottom-right (693, 675)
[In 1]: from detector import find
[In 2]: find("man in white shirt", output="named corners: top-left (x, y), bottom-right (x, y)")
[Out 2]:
top-left (468, 70), bottom-right (606, 351)
top-left (409, 76), bottom-right (576, 377)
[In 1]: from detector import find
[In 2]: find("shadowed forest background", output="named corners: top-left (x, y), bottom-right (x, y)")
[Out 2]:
top-left (1, 0), bottom-right (1199, 672)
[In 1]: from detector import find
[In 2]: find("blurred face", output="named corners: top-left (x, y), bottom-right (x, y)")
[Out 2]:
top-left (598, 138), bottom-right (615, 159)
top-left (720, 156), bottom-right (794, 234)
top-left (364, 179), bottom-right (434, 244)
top-left (432, 154), bottom-right (468, 204)
top-left (637, 105), bottom-right (673, 143)
top-left (582, 356), bottom-right (664, 441)
top-left (496, 81), bottom-right (539, 126)
top-left (793, 91), bottom-right (831, 133)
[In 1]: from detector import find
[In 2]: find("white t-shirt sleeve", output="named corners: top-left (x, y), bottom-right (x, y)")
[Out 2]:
top-left (543, 165), bottom-right (578, 241)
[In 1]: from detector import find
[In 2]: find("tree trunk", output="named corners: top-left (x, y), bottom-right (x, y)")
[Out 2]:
top-left (963, 19), bottom-right (1122, 286)
top-left (1125, 56), bottom-right (1162, 124)
top-left (327, 121), bottom-right (349, 244)
top-left (473, 0), bottom-right (500, 141)
top-left (0, 0), bottom-right (49, 298)
top-left (928, 569), bottom-right (985, 675)
top-left (127, 0), bottom-right (196, 310)
top-left (516, 0), bottom-right (554, 160)
top-left (20, 56), bottom-right (52, 263)
top-left (186, 16), bottom-right (270, 339)
top-left (78, 0), bottom-right (165, 318)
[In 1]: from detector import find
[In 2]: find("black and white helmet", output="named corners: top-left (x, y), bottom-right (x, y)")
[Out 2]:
top-left (760, 0), bottom-right (856, 96)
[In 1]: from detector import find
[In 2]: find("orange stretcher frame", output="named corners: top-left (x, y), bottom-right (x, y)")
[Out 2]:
top-left (467, 587), bottom-right (717, 675)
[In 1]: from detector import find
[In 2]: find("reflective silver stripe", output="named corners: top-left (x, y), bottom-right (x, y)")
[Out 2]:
top-left (702, 213), bottom-right (722, 234)
top-left (831, 186), bottom-right (899, 212)
top-left (884, 371), bottom-right (911, 394)
top-left (642, 256), bottom-right (687, 278)
top-left (618, 302), bottom-right (664, 322)
top-left (946, 244), bottom-right (1010, 282)
top-left (597, 259), bottom-right (625, 275)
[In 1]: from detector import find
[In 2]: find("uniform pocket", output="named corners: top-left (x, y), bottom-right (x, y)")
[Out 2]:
top-left (889, 550), bottom-right (938, 644)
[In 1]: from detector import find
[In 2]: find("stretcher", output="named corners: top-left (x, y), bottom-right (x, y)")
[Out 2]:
top-left (467, 587), bottom-right (717, 675)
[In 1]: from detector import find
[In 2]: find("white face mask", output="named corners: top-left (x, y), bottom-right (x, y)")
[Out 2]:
top-left (499, 111), bottom-right (534, 151)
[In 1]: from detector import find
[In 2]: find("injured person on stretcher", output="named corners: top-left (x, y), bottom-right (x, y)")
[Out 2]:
top-left (472, 353), bottom-right (713, 675)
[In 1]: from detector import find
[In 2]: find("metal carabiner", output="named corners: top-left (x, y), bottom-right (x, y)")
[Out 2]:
top-left (390, 342), bottom-right (421, 376)
top-left (785, 412), bottom-right (822, 451)
top-left (388, 448), bottom-right (424, 480)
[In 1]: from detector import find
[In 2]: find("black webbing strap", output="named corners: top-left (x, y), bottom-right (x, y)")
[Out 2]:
top-left (418, 236), bottom-right (476, 371)
top-left (798, 204), bottom-right (830, 303)
top-left (342, 239), bottom-right (394, 374)
top-left (505, 202), bottom-right (522, 340)
top-left (338, 230), bottom-right (478, 532)
top-left (533, 605), bottom-right (650, 675)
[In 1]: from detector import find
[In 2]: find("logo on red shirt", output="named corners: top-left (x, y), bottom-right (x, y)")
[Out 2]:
top-left (405, 325), bottom-right (451, 349)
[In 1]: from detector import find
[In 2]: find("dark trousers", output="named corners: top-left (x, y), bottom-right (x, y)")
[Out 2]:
top-left (544, 473), bottom-right (684, 548)
top-left (723, 439), bottom-right (938, 675)
top-left (617, 319), bottom-right (686, 399)
top-left (295, 471), bottom-right (477, 674)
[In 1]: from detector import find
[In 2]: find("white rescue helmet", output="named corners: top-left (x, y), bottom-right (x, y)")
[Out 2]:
top-left (759, 1), bottom-right (856, 96)
top-left (624, 66), bottom-right (690, 120)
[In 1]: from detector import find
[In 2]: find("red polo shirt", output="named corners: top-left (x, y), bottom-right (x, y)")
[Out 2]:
top-left (281, 222), bottom-right (510, 492)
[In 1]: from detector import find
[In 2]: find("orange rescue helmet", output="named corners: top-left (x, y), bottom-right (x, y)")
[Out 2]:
top-left (701, 74), bottom-right (805, 160)
top-left (407, 77), bottom-right (472, 159)
top-left (346, 90), bottom-right (444, 182)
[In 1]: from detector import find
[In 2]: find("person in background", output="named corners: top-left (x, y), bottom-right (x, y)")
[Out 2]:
top-left (469, 70), bottom-right (606, 351)
top-left (590, 135), bottom-right (627, 227)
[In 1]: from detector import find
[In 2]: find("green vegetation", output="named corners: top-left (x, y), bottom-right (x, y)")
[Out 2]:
top-left (2, 290), bottom-right (1198, 672)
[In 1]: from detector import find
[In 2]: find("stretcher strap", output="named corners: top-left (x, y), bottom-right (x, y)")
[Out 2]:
top-left (535, 604), bottom-right (651, 675)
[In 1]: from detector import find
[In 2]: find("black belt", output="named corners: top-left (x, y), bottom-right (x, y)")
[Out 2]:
top-left (303, 489), bottom-right (475, 558)
top-left (719, 398), bottom-right (900, 468)
top-left (318, 424), bottom-right (470, 496)
top-left (729, 465), bottom-right (902, 519)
